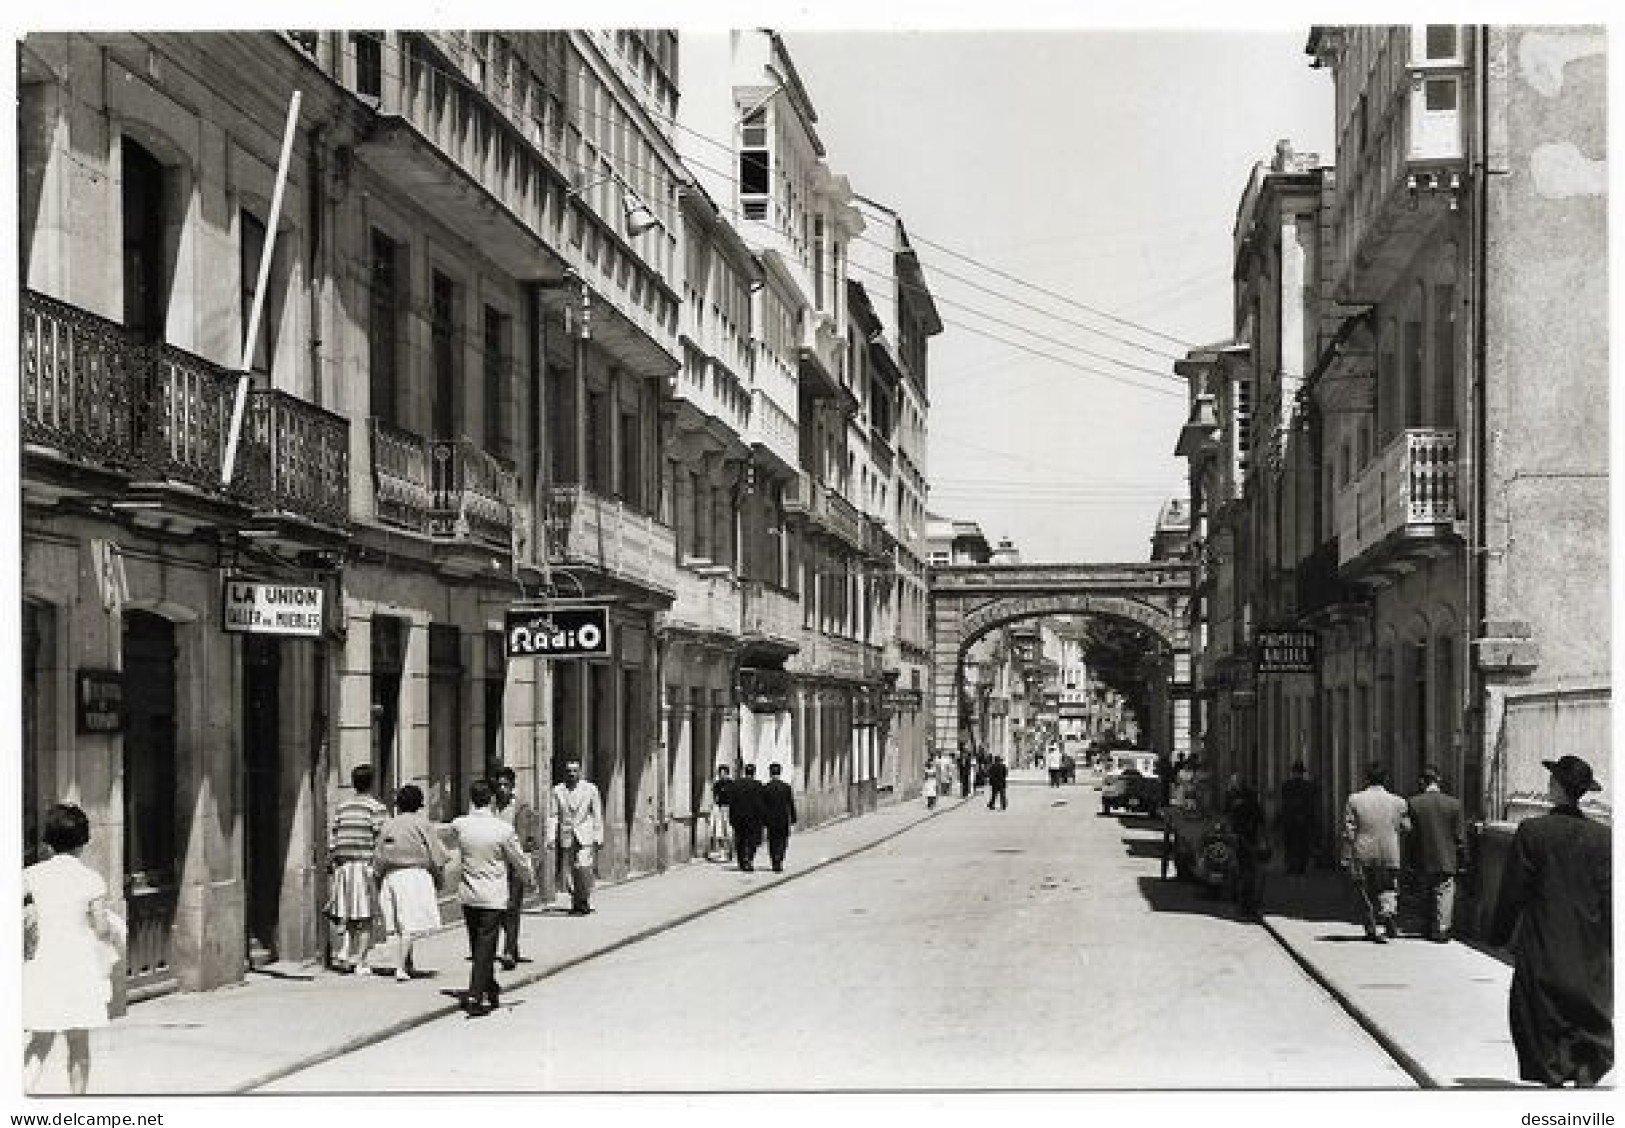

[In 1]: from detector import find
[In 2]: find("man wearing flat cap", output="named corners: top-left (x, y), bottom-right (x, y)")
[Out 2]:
top-left (1490, 755), bottom-right (1613, 1087)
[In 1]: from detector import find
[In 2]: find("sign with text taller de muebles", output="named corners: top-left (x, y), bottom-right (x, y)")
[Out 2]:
top-left (1255, 629), bottom-right (1318, 676)
top-left (222, 579), bottom-right (325, 637)
top-left (505, 605), bottom-right (611, 659)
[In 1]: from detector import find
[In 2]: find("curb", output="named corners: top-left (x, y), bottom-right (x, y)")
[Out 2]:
top-left (237, 800), bottom-right (952, 1093)
top-left (1258, 914), bottom-right (1438, 1089)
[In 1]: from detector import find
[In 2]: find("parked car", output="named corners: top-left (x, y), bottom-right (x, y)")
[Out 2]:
top-left (1100, 750), bottom-right (1161, 815)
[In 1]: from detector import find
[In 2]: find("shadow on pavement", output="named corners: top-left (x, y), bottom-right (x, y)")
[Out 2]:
top-left (1135, 874), bottom-right (1252, 922)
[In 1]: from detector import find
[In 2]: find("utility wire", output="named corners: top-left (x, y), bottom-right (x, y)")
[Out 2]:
top-left (335, 31), bottom-right (1202, 367)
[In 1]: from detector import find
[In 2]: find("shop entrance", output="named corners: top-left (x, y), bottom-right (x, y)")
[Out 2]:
top-left (243, 635), bottom-right (282, 965)
top-left (122, 610), bottom-right (180, 1001)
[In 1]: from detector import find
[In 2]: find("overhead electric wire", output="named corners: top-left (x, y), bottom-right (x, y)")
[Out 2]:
top-left (336, 31), bottom-right (1201, 372)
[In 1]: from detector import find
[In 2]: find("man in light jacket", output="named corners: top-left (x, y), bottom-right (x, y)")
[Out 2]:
top-left (1343, 761), bottom-right (1411, 943)
top-left (450, 778), bottom-right (534, 1017)
top-left (546, 759), bottom-right (605, 915)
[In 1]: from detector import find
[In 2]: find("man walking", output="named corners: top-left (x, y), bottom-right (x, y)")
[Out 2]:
top-left (761, 762), bottom-right (798, 873)
top-left (1045, 743), bottom-right (1064, 788)
top-left (491, 766), bottom-right (539, 969)
top-left (545, 759), bottom-right (604, 916)
top-left (707, 764), bottom-right (735, 863)
top-left (730, 762), bottom-right (766, 871)
top-left (987, 754), bottom-right (1009, 811)
top-left (1343, 761), bottom-right (1410, 943)
top-left (1490, 755), bottom-right (1613, 1088)
top-left (1406, 766), bottom-right (1465, 943)
top-left (956, 746), bottom-right (973, 798)
top-left (449, 779), bottom-right (533, 1017)
top-left (1277, 760), bottom-right (1318, 875)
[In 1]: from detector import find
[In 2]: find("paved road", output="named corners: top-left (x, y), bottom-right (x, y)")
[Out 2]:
top-left (268, 775), bottom-right (1413, 1092)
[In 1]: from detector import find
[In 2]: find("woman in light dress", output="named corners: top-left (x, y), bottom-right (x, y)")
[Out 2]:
top-left (923, 757), bottom-right (941, 809)
top-left (22, 803), bottom-right (125, 1094)
top-left (373, 784), bottom-right (449, 983)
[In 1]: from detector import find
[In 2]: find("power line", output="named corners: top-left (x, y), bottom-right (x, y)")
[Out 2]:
top-left (338, 31), bottom-right (1201, 368)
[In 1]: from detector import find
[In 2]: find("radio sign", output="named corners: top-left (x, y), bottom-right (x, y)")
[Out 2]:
top-left (223, 580), bottom-right (325, 637)
top-left (505, 605), bottom-right (610, 659)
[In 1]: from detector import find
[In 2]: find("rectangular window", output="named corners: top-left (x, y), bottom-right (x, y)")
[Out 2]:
top-left (1424, 25), bottom-right (1459, 61)
top-left (547, 363), bottom-right (574, 485)
top-left (1432, 285), bottom-right (1457, 428)
top-left (484, 305), bottom-right (509, 463)
top-left (353, 32), bottom-right (383, 100)
top-left (1403, 318), bottom-right (1423, 427)
top-left (368, 230), bottom-right (400, 425)
top-left (239, 211), bottom-right (271, 378)
top-left (739, 108), bottom-right (770, 218)
top-left (618, 410), bottom-right (642, 510)
top-left (586, 390), bottom-right (608, 492)
top-left (432, 272), bottom-right (457, 438)
top-left (1424, 78), bottom-right (1458, 112)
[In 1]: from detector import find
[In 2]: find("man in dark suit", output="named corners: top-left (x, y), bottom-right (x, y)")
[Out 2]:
top-left (1277, 760), bottom-right (1318, 875)
top-left (729, 763), bottom-right (766, 872)
top-left (1490, 755), bottom-right (1613, 1088)
top-left (1406, 765), bottom-right (1465, 942)
top-left (760, 762), bottom-right (798, 873)
top-left (986, 755), bottom-right (1009, 811)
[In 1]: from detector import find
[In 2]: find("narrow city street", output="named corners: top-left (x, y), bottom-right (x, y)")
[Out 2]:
top-left (266, 772), bottom-right (1412, 1092)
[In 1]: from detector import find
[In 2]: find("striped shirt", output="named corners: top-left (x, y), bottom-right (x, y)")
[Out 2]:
top-left (330, 793), bottom-right (387, 863)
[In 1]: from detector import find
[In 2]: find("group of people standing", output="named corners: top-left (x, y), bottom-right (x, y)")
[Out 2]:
top-left (706, 762), bottom-right (798, 872)
top-left (322, 760), bottom-right (605, 1018)
top-left (921, 746), bottom-right (1008, 811)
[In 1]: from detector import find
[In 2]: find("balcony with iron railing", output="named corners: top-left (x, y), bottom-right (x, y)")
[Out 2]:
top-left (1335, 428), bottom-right (1460, 578)
top-left (544, 484), bottom-right (677, 597)
top-left (367, 421), bottom-right (516, 559)
top-left (22, 288), bottom-right (350, 533)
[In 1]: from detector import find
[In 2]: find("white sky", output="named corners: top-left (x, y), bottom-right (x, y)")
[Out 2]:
top-left (785, 28), bottom-right (1333, 563)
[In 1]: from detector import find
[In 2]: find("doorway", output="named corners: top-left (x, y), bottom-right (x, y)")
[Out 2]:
top-left (243, 636), bottom-right (282, 966)
top-left (122, 610), bottom-right (180, 1001)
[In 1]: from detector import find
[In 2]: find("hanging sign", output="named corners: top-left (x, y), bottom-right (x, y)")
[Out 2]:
top-left (223, 579), bottom-right (325, 637)
top-left (505, 605), bottom-right (611, 659)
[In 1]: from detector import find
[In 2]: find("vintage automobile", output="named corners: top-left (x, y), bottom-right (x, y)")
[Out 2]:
top-left (1099, 750), bottom-right (1161, 814)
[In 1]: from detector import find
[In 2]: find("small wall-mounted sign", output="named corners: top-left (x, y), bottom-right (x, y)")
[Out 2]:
top-left (76, 669), bottom-right (124, 735)
top-left (1255, 629), bottom-right (1318, 676)
top-left (505, 605), bottom-right (611, 659)
top-left (223, 579), bottom-right (325, 637)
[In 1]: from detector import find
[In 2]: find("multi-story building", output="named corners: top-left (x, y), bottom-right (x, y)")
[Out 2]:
top-left (1179, 27), bottom-right (1607, 917)
top-left (1302, 25), bottom-right (1608, 923)
top-left (19, 26), bottom-right (940, 1009)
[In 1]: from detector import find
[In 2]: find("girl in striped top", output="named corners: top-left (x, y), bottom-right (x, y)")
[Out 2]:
top-left (327, 764), bottom-right (387, 973)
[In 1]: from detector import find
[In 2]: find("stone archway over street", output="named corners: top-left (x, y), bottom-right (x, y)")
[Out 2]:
top-left (928, 562), bottom-right (1192, 759)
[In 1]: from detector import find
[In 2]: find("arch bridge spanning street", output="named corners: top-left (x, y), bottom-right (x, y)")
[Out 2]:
top-left (928, 561), bottom-right (1193, 761)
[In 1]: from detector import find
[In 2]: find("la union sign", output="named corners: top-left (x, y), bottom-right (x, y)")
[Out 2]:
top-left (223, 580), bottom-right (325, 637)
top-left (505, 605), bottom-right (611, 659)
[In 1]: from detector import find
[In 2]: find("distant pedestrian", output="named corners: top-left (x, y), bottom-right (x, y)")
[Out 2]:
top-left (923, 757), bottom-right (940, 810)
top-left (707, 764), bottom-right (735, 862)
top-left (761, 762), bottom-right (798, 873)
top-left (1223, 774), bottom-right (1268, 920)
top-left (1277, 760), bottom-right (1318, 875)
top-left (730, 762), bottom-right (766, 870)
top-left (973, 752), bottom-right (989, 793)
top-left (987, 755), bottom-right (1009, 811)
top-left (327, 763), bottom-right (387, 974)
top-left (373, 784), bottom-right (449, 982)
top-left (1490, 755), bottom-right (1613, 1088)
top-left (956, 747), bottom-right (973, 798)
top-left (546, 759), bottom-right (605, 913)
top-left (1046, 744), bottom-right (1064, 788)
top-left (491, 766), bottom-right (539, 969)
top-left (449, 779), bottom-right (534, 1017)
top-left (1406, 766), bottom-right (1465, 943)
top-left (1342, 762), bottom-right (1410, 943)
top-left (23, 803), bottom-right (124, 1094)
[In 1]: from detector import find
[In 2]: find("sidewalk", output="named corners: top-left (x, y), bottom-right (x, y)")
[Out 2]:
top-left (71, 794), bottom-right (955, 1095)
top-left (1258, 865), bottom-right (1525, 1089)
top-left (40, 785), bottom-right (1544, 1095)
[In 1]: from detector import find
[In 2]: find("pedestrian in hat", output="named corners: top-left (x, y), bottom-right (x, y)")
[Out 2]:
top-left (1406, 766), bottom-right (1465, 943)
top-left (1276, 760), bottom-right (1318, 875)
top-left (1490, 755), bottom-right (1612, 1087)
